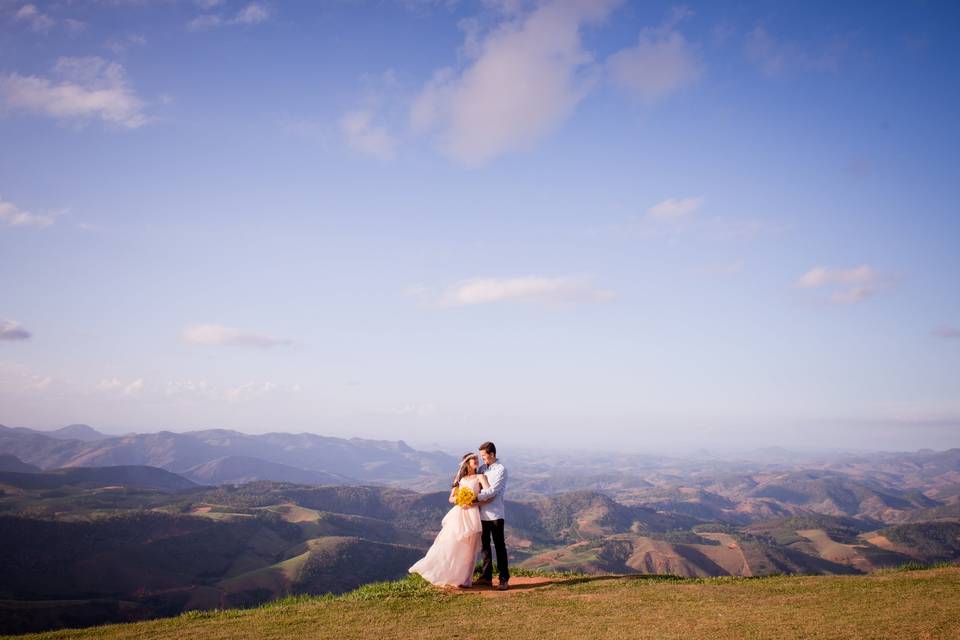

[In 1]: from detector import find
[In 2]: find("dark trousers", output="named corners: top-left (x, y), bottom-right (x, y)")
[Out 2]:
top-left (480, 518), bottom-right (509, 582)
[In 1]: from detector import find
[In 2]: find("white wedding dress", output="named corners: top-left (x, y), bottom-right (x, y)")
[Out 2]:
top-left (409, 475), bottom-right (483, 587)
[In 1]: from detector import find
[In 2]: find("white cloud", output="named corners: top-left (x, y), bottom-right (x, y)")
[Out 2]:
top-left (796, 265), bottom-right (879, 289)
top-left (164, 379), bottom-right (214, 399)
top-left (0, 361), bottom-right (56, 394)
top-left (796, 265), bottom-right (891, 304)
top-left (606, 8), bottom-right (702, 102)
top-left (425, 275), bottom-right (616, 306)
top-left (95, 377), bottom-right (143, 395)
top-left (182, 324), bottom-right (292, 348)
top-left (14, 4), bottom-right (55, 32)
top-left (0, 319), bottom-right (31, 340)
top-left (224, 381), bottom-right (278, 402)
top-left (123, 378), bottom-right (144, 395)
top-left (339, 109), bottom-right (396, 160)
top-left (104, 33), bottom-right (147, 55)
top-left (234, 2), bottom-right (269, 25)
top-left (28, 375), bottom-right (53, 390)
top-left (188, 2), bottom-right (270, 30)
top-left (0, 197), bottom-right (57, 227)
top-left (646, 196), bottom-right (703, 221)
top-left (410, 0), bottom-right (620, 166)
top-left (0, 57), bottom-right (147, 128)
top-left (96, 378), bottom-right (123, 392)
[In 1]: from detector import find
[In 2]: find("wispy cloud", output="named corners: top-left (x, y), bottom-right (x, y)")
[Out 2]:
top-left (407, 2), bottom-right (703, 165)
top-left (606, 7), bottom-right (702, 102)
top-left (0, 320), bottom-right (31, 341)
top-left (234, 3), bottom-right (269, 24)
top-left (646, 196), bottom-right (703, 221)
top-left (164, 379), bottom-right (215, 399)
top-left (796, 265), bottom-right (892, 304)
top-left (104, 33), bottom-right (147, 55)
top-left (0, 197), bottom-right (58, 228)
top-left (224, 381), bottom-right (278, 402)
top-left (410, 0), bottom-right (619, 166)
top-left (96, 377), bottom-right (144, 396)
top-left (411, 275), bottom-right (617, 306)
top-left (0, 57), bottom-right (147, 128)
top-left (932, 326), bottom-right (960, 339)
top-left (380, 402), bottom-right (438, 417)
top-left (187, 2), bottom-right (271, 30)
top-left (13, 3), bottom-right (55, 32)
top-left (182, 324), bottom-right (292, 348)
top-left (339, 109), bottom-right (396, 160)
top-left (743, 24), bottom-right (848, 77)
top-left (796, 265), bottom-right (879, 288)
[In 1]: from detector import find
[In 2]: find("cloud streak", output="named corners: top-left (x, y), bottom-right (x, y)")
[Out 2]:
top-left (182, 324), bottom-right (292, 348)
top-left (415, 275), bottom-right (617, 306)
top-left (0, 197), bottom-right (57, 227)
top-left (0, 320), bottom-right (31, 341)
top-left (0, 57), bottom-right (147, 128)
top-left (96, 377), bottom-right (144, 396)
top-left (187, 2), bottom-right (271, 30)
top-left (340, 109), bottom-right (396, 160)
top-left (796, 265), bottom-right (891, 304)
top-left (646, 196), bottom-right (703, 221)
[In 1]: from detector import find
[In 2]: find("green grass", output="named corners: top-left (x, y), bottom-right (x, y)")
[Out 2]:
top-left (6, 566), bottom-right (960, 640)
top-left (875, 560), bottom-right (957, 573)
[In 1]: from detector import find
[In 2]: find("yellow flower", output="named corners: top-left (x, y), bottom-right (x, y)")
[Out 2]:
top-left (455, 486), bottom-right (477, 508)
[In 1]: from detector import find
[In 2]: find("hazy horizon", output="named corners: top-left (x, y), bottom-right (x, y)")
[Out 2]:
top-left (5, 420), bottom-right (958, 458)
top-left (2, 1), bottom-right (958, 454)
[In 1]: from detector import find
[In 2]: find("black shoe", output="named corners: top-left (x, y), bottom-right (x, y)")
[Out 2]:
top-left (473, 577), bottom-right (493, 586)
top-left (497, 580), bottom-right (509, 591)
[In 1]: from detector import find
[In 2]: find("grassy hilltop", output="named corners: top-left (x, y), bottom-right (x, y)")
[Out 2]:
top-left (6, 566), bottom-right (959, 640)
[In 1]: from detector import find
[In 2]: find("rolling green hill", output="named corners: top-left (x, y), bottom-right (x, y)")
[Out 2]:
top-left (4, 567), bottom-right (959, 640)
top-left (3, 475), bottom-right (959, 636)
top-left (0, 465), bottom-right (199, 492)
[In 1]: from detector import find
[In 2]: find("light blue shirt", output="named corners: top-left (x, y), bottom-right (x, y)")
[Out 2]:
top-left (478, 460), bottom-right (507, 521)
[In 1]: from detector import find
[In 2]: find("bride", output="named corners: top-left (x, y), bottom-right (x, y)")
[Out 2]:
top-left (409, 452), bottom-right (490, 587)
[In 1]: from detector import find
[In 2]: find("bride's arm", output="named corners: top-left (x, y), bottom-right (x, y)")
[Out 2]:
top-left (478, 473), bottom-right (490, 491)
top-left (448, 487), bottom-right (457, 504)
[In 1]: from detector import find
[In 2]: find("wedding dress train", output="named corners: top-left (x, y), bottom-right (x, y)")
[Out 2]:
top-left (408, 475), bottom-right (483, 587)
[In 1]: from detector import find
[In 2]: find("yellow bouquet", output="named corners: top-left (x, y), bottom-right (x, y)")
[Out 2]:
top-left (454, 485), bottom-right (477, 508)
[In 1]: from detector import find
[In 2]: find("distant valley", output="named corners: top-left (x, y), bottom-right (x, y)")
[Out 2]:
top-left (0, 423), bottom-right (958, 635)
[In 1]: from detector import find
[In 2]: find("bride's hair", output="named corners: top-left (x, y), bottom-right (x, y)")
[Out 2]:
top-left (452, 452), bottom-right (478, 488)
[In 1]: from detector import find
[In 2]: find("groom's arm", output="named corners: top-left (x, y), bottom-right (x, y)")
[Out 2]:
top-left (477, 466), bottom-right (506, 502)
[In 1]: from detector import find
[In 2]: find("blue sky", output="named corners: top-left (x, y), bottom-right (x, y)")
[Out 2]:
top-left (1, 0), bottom-right (958, 453)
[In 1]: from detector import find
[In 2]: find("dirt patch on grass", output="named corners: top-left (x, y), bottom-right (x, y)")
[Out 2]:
top-left (447, 575), bottom-right (560, 597)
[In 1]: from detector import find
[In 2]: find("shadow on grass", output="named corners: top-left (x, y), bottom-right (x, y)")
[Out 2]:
top-left (541, 573), bottom-right (797, 588)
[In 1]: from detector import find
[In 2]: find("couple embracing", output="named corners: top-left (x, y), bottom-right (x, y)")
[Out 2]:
top-left (409, 441), bottom-right (510, 590)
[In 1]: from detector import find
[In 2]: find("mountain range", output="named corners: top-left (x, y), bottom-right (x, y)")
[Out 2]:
top-left (0, 424), bottom-right (455, 486)
top-left (1, 424), bottom-right (958, 634)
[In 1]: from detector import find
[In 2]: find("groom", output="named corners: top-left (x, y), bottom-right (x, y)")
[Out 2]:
top-left (475, 441), bottom-right (509, 590)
